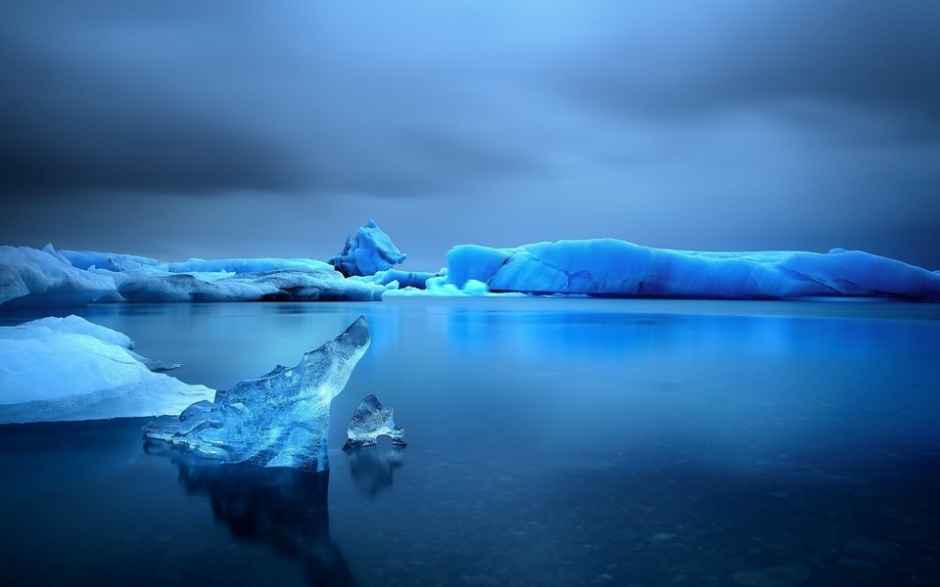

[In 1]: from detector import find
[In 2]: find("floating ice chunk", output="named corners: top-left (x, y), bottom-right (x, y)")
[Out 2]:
top-left (0, 245), bottom-right (121, 308)
top-left (383, 275), bottom-right (513, 297)
top-left (446, 240), bottom-right (940, 300)
top-left (370, 268), bottom-right (440, 289)
top-left (0, 316), bottom-right (212, 424)
top-left (0, 314), bottom-right (133, 347)
top-left (343, 394), bottom-right (406, 449)
top-left (0, 314), bottom-right (180, 371)
top-left (144, 316), bottom-right (371, 471)
top-left (329, 220), bottom-right (406, 277)
top-left (2, 245), bottom-right (384, 307)
top-left (115, 268), bottom-right (383, 302)
top-left (165, 257), bottom-right (334, 274)
top-left (58, 250), bottom-right (163, 272)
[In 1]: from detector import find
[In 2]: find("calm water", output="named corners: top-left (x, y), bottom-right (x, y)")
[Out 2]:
top-left (1, 298), bottom-right (939, 586)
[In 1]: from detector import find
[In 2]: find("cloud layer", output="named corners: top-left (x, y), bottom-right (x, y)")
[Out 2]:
top-left (2, 1), bottom-right (938, 269)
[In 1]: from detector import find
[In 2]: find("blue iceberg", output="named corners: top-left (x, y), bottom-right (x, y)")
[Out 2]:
top-left (0, 315), bottom-right (213, 424)
top-left (144, 316), bottom-right (371, 471)
top-left (343, 394), bottom-right (406, 449)
top-left (329, 219), bottom-right (406, 277)
top-left (445, 240), bottom-right (940, 301)
top-left (369, 268), bottom-right (441, 290)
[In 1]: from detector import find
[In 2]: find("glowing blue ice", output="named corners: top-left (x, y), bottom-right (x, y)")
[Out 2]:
top-left (144, 316), bottom-right (371, 471)
top-left (329, 220), bottom-right (406, 277)
top-left (446, 240), bottom-right (940, 300)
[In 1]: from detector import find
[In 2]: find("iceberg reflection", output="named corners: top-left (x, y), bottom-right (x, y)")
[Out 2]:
top-left (345, 444), bottom-right (405, 498)
top-left (147, 442), bottom-right (356, 586)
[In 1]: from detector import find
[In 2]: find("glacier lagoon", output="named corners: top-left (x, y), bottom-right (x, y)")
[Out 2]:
top-left (0, 298), bottom-right (939, 586)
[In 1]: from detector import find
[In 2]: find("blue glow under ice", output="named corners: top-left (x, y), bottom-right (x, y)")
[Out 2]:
top-left (143, 316), bottom-right (371, 471)
top-left (445, 240), bottom-right (940, 300)
top-left (329, 220), bottom-right (406, 277)
top-left (0, 315), bottom-right (213, 424)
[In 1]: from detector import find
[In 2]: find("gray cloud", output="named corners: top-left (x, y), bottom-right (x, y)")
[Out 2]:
top-left (1, 1), bottom-right (938, 269)
top-left (558, 1), bottom-right (940, 141)
top-left (0, 1), bottom-right (555, 198)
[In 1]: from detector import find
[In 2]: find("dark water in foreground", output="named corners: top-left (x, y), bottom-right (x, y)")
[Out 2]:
top-left (1, 298), bottom-right (939, 586)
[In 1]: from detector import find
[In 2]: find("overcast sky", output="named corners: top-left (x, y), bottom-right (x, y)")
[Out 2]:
top-left (2, 1), bottom-right (938, 270)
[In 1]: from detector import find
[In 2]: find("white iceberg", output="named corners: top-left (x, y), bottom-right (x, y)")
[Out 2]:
top-left (370, 268), bottom-right (441, 289)
top-left (144, 317), bottom-right (371, 471)
top-left (101, 254), bottom-right (384, 302)
top-left (329, 219), bottom-right (406, 277)
top-left (114, 267), bottom-right (382, 303)
top-left (0, 245), bottom-right (122, 308)
top-left (445, 240), bottom-right (940, 300)
top-left (58, 249), bottom-right (164, 272)
top-left (0, 315), bottom-right (214, 424)
top-left (382, 276), bottom-right (503, 297)
top-left (0, 245), bottom-right (384, 308)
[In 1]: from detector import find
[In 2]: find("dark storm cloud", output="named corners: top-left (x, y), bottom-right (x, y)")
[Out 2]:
top-left (0, 2), bottom-right (297, 195)
top-left (560, 0), bottom-right (940, 143)
top-left (0, 1), bottom-right (543, 198)
top-left (4, 0), bottom-right (937, 200)
top-left (1, 1), bottom-right (938, 269)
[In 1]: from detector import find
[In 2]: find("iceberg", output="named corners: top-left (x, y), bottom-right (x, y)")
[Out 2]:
top-left (369, 268), bottom-right (441, 289)
top-left (115, 267), bottom-right (382, 303)
top-left (329, 219), bottom-right (406, 277)
top-left (0, 245), bottom-right (384, 308)
top-left (99, 254), bottom-right (383, 302)
top-left (446, 240), bottom-right (940, 301)
top-left (0, 315), bottom-right (213, 424)
top-left (58, 250), bottom-right (164, 272)
top-left (144, 316), bottom-right (371, 471)
top-left (0, 245), bottom-right (122, 308)
top-left (343, 394), bottom-right (406, 449)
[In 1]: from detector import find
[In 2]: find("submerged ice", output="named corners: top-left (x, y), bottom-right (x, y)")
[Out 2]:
top-left (343, 394), bottom-right (406, 449)
top-left (445, 240), bottom-right (940, 300)
top-left (144, 316), bottom-right (371, 471)
top-left (0, 315), bottom-right (213, 424)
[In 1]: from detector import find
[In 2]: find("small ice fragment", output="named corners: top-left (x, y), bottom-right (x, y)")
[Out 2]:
top-left (343, 394), bottom-right (406, 449)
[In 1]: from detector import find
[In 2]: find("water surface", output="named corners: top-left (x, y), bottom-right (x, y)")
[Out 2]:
top-left (1, 298), bottom-right (939, 586)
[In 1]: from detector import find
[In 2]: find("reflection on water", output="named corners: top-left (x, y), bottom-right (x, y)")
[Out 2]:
top-left (1, 299), bottom-right (939, 585)
top-left (145, 440), bottom-right (355, 587)
top-left (345, 444), bottom-right (404, 498)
